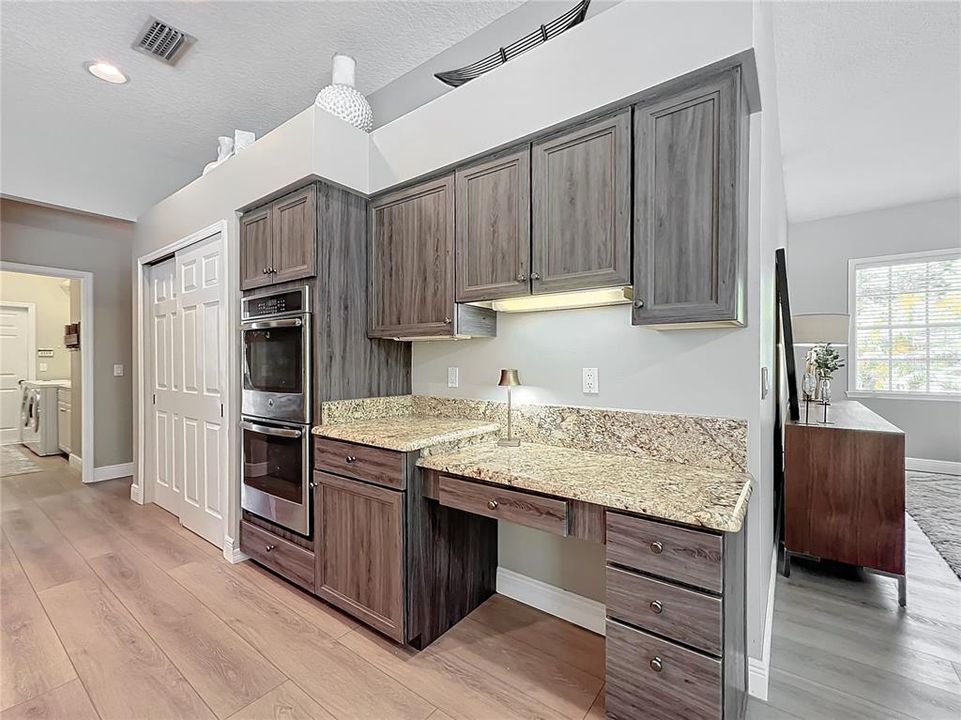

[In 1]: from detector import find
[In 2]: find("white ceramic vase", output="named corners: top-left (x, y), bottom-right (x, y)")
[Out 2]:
top-left (315, 54), bottom-right (373, 132)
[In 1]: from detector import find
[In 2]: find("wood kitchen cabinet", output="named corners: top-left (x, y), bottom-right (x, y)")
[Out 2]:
top-left (313, 469), bottom-right (407, 642)
top-left (369, 174), bottom-right (494, 339)
top-left (531, 110), bottom-right (632, 294)
top-left (455, 148), bottom-right (531, 302)
top-left (632, 67), bottom-right (748, 326)
top-left (240, 185), bottom-right (317, 290)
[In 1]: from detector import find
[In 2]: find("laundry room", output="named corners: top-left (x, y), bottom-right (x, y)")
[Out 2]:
top-left (0, 270), bottom-right (80, 469)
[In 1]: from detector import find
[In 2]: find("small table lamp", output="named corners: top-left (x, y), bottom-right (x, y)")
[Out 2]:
top-left (497, 369), bottom-right (521, 447)
top-left (792, 313), bottom-right (850, 424)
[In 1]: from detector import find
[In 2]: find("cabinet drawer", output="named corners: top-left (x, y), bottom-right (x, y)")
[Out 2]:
top-left (313, 437), bottom-right (405, 489)
top-left (240, 520), bottom-right (315, 591)
top-left (606, 565), bottom-right (721, 656)
top-left (438, 475), bottom-right (568, 536)
top-left (607, 513), bottom-right (722, 593)
top-left (606, 619), bottom-right (721, 720)
top-left (57, 388), bottom-right (71, 405)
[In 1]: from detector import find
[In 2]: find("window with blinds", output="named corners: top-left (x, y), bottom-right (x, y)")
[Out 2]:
top-left (850, 250), bottom-right (961, 396)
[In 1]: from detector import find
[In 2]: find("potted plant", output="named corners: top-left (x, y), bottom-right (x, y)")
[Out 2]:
top-left (805, 342), bottom-right (845, 407)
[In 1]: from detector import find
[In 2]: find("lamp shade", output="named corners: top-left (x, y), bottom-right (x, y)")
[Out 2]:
top-left (498, 369), bottom-right (521, 387)
top-left (792, 313), bottom-right (850, 345)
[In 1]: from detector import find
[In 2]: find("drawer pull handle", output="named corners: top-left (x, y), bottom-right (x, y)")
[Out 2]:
top-left (650, 540), bottom-right (663, 554)
top-left (650, 657), bottom-right (663, 673)
top-left (487, 499), bottom-right (498, 511)
top-left (265, 544), bottom-right (276, 552)
top-left (650, 600), bottom-right (663, 614)
top-left (345, 455), bottom-right (357, 463)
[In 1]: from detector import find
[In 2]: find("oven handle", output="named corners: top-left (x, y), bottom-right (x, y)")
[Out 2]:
top-left (243, 318), bottom-right (303, 330)
top-left (240, 420), bottom-right (304, 439)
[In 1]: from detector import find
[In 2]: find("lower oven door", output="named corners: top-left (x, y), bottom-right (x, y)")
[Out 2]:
top-left (240, 418), bottom-right (311, 536)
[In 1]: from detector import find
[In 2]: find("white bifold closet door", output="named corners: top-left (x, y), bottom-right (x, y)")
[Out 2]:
top-left (148, 233), bottom-right (226, 547)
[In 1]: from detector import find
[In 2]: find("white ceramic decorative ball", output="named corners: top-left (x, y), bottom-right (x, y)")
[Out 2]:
top-left (315, 54), bottom-right (373, 132)
top-left (315, 84), bottom-right (373, 132)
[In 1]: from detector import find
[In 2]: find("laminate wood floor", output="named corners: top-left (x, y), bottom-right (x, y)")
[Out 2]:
top-left (1, 454), bottom-right (958, 719)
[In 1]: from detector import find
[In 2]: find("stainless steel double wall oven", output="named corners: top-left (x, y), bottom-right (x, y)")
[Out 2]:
top-left (240, 287), bottom-right (312, 535)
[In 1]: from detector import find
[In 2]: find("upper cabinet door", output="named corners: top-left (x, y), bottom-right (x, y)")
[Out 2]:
top-left (532, 110), bottom-right (631, 295)
top-left (240, 206), bottom-right (273, 291)
top-left (455, 148), bottom-right (531, 303)
top-left (633, 67), bottom-right (746, 326)
top-left (368, 175), bottom-right (455, 338)
top-left (271, 186), bottom-right (317, 285)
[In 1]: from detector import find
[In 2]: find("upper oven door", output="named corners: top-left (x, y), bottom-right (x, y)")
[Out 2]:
top-left (241, 315), bottom-right (311, 423)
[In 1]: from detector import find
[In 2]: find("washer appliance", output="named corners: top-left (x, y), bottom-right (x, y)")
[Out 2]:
top-left (20, 381), bottom-right (66, 456)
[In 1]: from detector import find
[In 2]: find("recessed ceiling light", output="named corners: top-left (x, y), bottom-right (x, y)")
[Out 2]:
top-left (85, 61), bottom-right (128, 84)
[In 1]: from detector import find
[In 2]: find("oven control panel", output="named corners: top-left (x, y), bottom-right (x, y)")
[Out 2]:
top-left (242, 287), bottom-right (308, 319)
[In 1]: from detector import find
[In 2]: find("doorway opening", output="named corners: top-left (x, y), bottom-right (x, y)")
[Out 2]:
top-left (0, 263), bottom-right (94, 484)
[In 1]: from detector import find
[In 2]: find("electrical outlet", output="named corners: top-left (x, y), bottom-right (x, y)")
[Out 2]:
top-left (39, 362), bottom-right (48, 372)
top-left (582, 367), bottom-right (599, 394)
top-left (113, 364), bottom-right (124, 377)
top-left (447, 367), bottom-right (459, 388)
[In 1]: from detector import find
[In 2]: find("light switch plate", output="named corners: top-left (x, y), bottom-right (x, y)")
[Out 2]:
top-left (113, 364), bottom-right (124, 377)
top-left (582, 367), bottom-right (599, 394)
top-left (39, 362), bottom-right (48, 372)
top-left (447, 367), bottom-right (459, 388)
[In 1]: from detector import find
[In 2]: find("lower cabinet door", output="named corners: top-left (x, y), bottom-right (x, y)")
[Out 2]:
top-left (314, 470), bottom-right (406, 642)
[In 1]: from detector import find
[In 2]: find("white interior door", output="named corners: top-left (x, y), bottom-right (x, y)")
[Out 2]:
top-left (148, 258), bottom-right (179, 515)
top-left (0, 304), bottom-right (33, 445)
top-left (173, 234), bottom-right (226, 547)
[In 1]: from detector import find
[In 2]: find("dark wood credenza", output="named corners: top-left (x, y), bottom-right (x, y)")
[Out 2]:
top-left (783, 401), bottom-right (906, 604)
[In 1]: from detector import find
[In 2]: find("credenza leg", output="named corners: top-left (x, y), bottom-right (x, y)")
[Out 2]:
top-left (898, 575), bottom-right (906, 607)
top-left (782, 550), bottom-right (791, 578)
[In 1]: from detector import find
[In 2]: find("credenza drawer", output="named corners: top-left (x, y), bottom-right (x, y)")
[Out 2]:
top-left (606, 512), bottom-right (722, 593)
top-left (313, 437), bottom-right (405, 489)
top-left (606, 565), bottom-right (722, 656)
top-left (240, 520), bottom-right (315, 591)
top-left (606, 619), bottom-right (721, 720)
top-left (438, 475), bottom-right (568, 536)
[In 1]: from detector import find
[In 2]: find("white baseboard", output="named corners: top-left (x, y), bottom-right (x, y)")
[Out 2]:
top-left (222, 536), bottom-right (249, 564)
top-left (748, 544), bottom-right (778, 701)
top-left (68, 453), bottom-right (82, 470)
top-left (88, 462), bottom-right (135, 483)
top-left (906, 457), bottom-right (961, 475)
top-left (129, 483), bottom-right (144, 505)
top-left (496, 567), bottom-right (606, 636)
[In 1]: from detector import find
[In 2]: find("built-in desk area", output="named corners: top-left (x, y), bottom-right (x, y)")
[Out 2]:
top-left (242, 395), bottom-right (754, 720)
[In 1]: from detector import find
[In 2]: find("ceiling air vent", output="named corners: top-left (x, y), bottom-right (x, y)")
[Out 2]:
top-left (132, 16), bottom-right (195, 66)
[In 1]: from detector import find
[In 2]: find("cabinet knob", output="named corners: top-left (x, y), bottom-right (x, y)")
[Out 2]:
top-left (265, 544), bottom-right (276, 552)
top-left (634, 298), bottom-right (645, 309)
top-left (650, 657), bottom-right (663, 673)
top-left (309, 481), bottom-right (318, 489)
top-left (530, 272), bottom-right (541, 280)
top-left (444, 317), bottom-right (452, 325)
top-left (268, 267), bottom-right (276, 274)
top-left (650, 540), bottom-right (663, 554)
top-left (649, 600), bottom-right (663, 614)
top-left (487, 499), bottom-right (498, 511)
top-left (517, 273), bottom-right (527, 282)
top-left (262, 267), bottom-right (268, 275)
top-left (345, 455), bottom-right (357, 464)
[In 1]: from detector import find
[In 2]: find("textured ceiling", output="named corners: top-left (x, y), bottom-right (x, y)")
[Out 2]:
top-left (0, 0), bottom-right (522, 215)
top-left (772, 1), bottom-right (961, 223)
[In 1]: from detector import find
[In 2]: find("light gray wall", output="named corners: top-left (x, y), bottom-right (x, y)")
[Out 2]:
top-left (788, 196), bottom-right (961, 462)
top-left (368, 1), bottom-right (621, 128)
top-left (0, 199), bottom-right (134, 467)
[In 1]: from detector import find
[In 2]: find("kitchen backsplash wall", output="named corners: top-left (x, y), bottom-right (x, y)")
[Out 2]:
top-left (321, 394), bottom-right (747, 472)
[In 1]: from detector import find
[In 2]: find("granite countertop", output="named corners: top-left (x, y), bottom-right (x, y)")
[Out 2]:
top-left (417, 442), bottom-right (752, 533)
top-left (311, 416), bottom-right (500, 453)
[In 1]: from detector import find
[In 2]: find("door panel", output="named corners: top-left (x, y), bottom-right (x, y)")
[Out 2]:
top-left (271, 186), bottom-right (316, 284)
top-left (0, 304), bottom-right (31, 444)
top-left (174, 234), bottom-right (226, 547)
top-left (240, 207), bottom-right (272, 291)
top-left (149, 258), bottom-right (180, 515)
top-left (532, 110), bottom-right (631, 294)
top-left (455, 148), bottom-right (531, 302)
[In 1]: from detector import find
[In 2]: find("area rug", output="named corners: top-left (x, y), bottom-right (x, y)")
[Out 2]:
top-left (906, 470), bottom-right (961, 579)
top-left (0, 444), bottom-right (41, 477)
